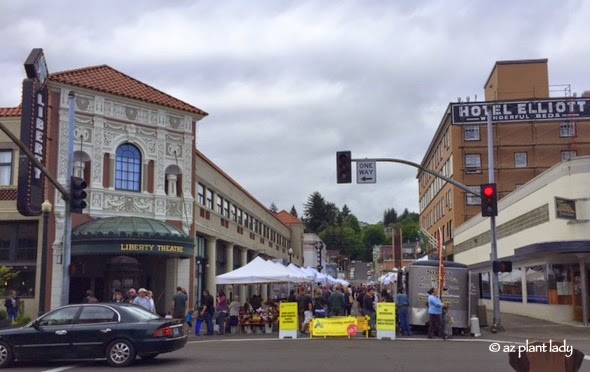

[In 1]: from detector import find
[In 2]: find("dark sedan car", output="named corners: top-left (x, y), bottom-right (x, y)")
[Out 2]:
top-left (0, 303), bottom-right (187, 368)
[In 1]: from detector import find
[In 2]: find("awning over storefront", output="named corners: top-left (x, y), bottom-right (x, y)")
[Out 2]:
top-left (71, 216), bottom-right (194, 258)
top-left (514, 240), bottom-right (590, 257)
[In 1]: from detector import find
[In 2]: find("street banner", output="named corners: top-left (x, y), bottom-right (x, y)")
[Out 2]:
top-left (376, 303), bottom-right (396, 332)
top-left (310, 316), bottom-right (358, 337)
top-left (279, 302), bottom-right (298, 331)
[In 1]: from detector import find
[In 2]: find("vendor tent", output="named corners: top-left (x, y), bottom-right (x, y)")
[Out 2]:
top-left (287, 263), bottom-right (315, 281)
top-left (216, 257), bottom-right (303, 284)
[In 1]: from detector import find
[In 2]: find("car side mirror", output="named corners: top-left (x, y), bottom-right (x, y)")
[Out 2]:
top-left (32, 320), bottom-right (41, 330)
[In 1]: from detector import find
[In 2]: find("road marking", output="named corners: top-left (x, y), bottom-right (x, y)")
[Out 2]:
top-left (42, 366), bottom-right (79, 372)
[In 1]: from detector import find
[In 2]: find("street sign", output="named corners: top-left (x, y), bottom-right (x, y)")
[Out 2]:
top-left (356, 160), bottom-right (376, 184)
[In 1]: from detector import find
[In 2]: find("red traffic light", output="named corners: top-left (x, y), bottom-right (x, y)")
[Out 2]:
top-left (483, 186), bottom-right (495, 198)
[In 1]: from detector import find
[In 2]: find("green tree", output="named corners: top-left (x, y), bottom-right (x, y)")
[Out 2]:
top-left (320, 225), bottom-right (363, 260)
top-left (341, 204), bottom-right (351, 219)
top-left (269, 203), bottom-right (278, 213)
top-left (398, 211), bottom-right (420, 242)
top-left (345, 214), bottom-right (361, 234)
top-left (303, 192), bottom-right (327, 233)
top-left (290, 205), bottom-right (298, 217)
top-left (362, 224), bottom-right (387, 251)
top-left (383, 208), bottom-right (398, 226)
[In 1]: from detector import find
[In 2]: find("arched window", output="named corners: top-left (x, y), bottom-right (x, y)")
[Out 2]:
top-left (115, 144), bottom-right (141, 192)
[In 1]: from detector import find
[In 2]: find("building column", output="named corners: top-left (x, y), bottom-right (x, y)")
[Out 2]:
top-left (521, 266), bottom-right (527, 304)
top-left (579, 257), bottom-right (588, 326)
top-left (239, 247), bottom-right (248, 304)
top-left (206, 237), bottom-right (217, 297)
top-left (225, 243), bottom-right (234, 297)
top-left (261, 284), bottom-right (268, 302)
top-left (176, 258), bottom-right (190, 299)
top-left (109, 154), bottom-right (116, 189)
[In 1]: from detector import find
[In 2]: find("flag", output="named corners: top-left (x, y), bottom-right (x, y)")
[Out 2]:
top-left (415, 238), bottom-right (421, 254)
top-left (437, 227), bottom-right (445, 299)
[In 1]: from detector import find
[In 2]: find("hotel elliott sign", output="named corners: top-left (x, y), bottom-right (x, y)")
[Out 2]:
top-left (451, 98), bottom-right (590, 125)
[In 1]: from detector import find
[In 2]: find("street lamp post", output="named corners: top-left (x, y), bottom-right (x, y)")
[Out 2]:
top-left (314, 241), bottom-right (324, 272)
top-left (39, 200), bottom-right (52, 315)
top-left (288, 247), bottom-right (293, 264)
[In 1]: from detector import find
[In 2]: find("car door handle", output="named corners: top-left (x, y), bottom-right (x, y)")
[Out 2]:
top-left (55, 330), bottom-right (67, 335)
top-left (100, 328), bottom-right (112, 333)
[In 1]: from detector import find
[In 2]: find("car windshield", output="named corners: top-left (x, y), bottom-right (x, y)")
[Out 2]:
top-left (120, 305), bottom-right (161, 321)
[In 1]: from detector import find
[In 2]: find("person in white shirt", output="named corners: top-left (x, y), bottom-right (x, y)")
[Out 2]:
top-left (133, 288), bottom-right (155, 313)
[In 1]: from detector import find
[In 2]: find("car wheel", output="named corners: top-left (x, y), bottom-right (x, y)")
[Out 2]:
top-left (140, 353), bottom-right (159, 360)
top-left (106, 339), bottom-right (136, 367)
top-left (0, 342), bottom-right (14, 369)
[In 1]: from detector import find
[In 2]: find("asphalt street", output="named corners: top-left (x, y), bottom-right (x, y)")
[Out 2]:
top-left (10, 312), bottom-right (590, 372)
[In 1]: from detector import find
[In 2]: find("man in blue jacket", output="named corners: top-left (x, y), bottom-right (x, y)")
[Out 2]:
top-left (427, 287), bottom-right (445, 339)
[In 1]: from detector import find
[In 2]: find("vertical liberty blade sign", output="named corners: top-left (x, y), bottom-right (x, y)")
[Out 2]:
top-left (17, 48), bottom-right (49, 216)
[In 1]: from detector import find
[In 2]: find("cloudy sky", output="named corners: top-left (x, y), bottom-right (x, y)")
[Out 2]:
top-left (1, 0), bottom-right (589, 223)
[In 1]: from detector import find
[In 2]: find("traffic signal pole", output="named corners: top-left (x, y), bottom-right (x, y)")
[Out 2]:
top-left (61, 91), bottom-right (75, 307)
top-left (487, 106), bottom-right (502, 331)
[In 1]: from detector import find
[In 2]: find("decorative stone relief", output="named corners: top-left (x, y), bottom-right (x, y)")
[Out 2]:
top-left (92, 127), bottom-right (104, 185)
top-left (74, 127), bottom-right (91, 142)
top-left (166, 134), bottom-right (183, 142)
top-left (169, 116), bottom-right (181, 129)
top-left (125, 107), bottom-right (138, 121)
top-left (57, 119), bottom-right (70, 180)
top-left (132, 197), bottom-right (154, 214)
top-left (156, 199), bottom-right (166, 214)
top-left (158, 110), bottom-right (166, 127)
top-left (156, 142), bottom-right (165, 192)
top-left (76, 96), bottom-right (90, 111)
top-left (145, 139), bottom-right (156, 155)
top-left (91, 192), bottom-right (102, 209)
top-left (94, 96), bottom-right (105, 115)
top-left (104, 194), bottom-right (129, 212)
top-left (137, 128), bottom-right (156, 136)
top-left (104, 130), bottom-right (120, 148)
top-left (167, 143), bottom-right (181, 157)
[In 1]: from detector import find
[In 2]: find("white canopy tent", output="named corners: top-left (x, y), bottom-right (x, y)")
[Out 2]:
top-left (287, 263), bottom-right (315, 281)
top-left (216, 257), bottom-right (304, 284)
top-left (271, 261), bottom-right (310, 283)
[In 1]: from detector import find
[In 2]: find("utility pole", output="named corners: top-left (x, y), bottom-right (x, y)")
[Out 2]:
top-left (487, 106), bottom-right (502, 331)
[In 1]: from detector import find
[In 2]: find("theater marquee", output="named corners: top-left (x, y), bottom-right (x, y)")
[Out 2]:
top-left (451, 98), bottom-right (590, 125)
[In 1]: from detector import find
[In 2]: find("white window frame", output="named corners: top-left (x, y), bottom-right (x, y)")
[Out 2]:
top-left (464, 125), bottom-right (480, 141)
top-left (465, 154), bottom-right (481, 174)
top-left (0, 149), bottom-right (13, 186)
top-left (561, 150), bottom-right (577, 161)
top-left (560, 121), bottom-right (576, 137)
top-left (514, 152), bottom-right (527, 168)
top-left (466, 186), bottom-right (481, 206)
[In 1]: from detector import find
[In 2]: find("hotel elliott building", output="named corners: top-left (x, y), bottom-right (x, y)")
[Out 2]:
top-left (418, 59), bottom-right (590, 260)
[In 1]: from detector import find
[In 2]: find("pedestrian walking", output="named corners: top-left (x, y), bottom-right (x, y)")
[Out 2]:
top-left (395, 288), bottom-right (411, 336)
top-left (427, 287), bottom-right (445, 339)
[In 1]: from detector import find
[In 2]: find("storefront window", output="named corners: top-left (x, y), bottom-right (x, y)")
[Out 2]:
top-left (3, 266), bottom-right (36, 298)
top-left (499, 268), bottom-right (522, 302)
top-left (480, 272), bottom-right (491, 299)
top-left (526, 265), bottom-right (548, 304)
top-left (548, 264), bottom-right (573, 305)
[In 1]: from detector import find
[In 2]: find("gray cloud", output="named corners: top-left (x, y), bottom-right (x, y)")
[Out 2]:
top-left (1, 0), bottom-right (589, 223)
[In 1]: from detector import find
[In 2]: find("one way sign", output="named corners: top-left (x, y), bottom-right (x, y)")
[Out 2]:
top-left (356, 160), bottom-right (376, 184)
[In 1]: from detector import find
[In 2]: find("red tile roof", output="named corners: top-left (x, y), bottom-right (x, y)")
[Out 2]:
top-left (49, 65), bottom-right (208, 116)
top-left (275, 210), bottom-right (303, 225)
top-left (0, 107), bottom-right (22, 117)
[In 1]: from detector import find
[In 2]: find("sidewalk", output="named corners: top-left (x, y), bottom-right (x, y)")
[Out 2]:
top-left (186, 312), bottom-right (589, 343)
top-left (479, 311), bottom-right (590, 343)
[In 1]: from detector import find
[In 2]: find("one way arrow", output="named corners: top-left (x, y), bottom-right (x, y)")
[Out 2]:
top-left (361, 176), bottom-right (373, 181)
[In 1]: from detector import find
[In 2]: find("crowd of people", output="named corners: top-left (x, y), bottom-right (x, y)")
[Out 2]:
top-left (24, 282), bottom-right (452, 340)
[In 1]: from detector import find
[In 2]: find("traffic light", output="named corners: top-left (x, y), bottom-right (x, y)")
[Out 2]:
top-left (336, 151), bottom-right (352, 184)
top-left (480, 183), bottom-right (498, 217)
top-left (70, 176), bottom-right (88, 214)
top-left (492, 260), bottom-right (512, 273)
